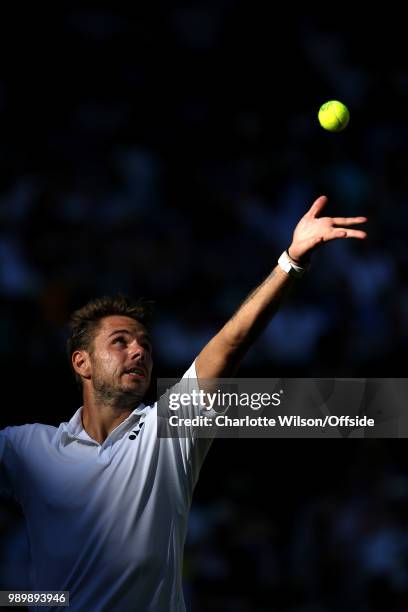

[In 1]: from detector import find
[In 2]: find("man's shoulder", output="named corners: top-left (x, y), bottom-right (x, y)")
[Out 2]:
top-left (1, 423), bottom-right (58, 448)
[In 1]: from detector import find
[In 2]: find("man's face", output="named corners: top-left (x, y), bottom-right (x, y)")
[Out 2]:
top-left (87, 315), bottom-right (153, 405)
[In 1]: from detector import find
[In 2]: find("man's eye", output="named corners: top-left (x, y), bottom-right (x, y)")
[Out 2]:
top-left (113, 336), bottom-right (126, 345)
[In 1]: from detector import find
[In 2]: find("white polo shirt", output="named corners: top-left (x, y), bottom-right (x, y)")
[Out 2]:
top-left (0, 361), bottom-right (212, 611)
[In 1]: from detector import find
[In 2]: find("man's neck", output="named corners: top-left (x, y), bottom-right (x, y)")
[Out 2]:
top-left (81, 401), bottom-right (135, 445)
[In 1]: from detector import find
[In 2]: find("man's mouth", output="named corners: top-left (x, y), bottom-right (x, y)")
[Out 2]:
top-left (123, 367), bottom-right (146, 379)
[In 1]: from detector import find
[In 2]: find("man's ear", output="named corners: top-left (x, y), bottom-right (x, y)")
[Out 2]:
top-left (72, 350), bottom-right (92, 381)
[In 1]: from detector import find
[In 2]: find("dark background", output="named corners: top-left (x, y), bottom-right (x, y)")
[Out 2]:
top-left (0, 4), bottom-right (408, 611)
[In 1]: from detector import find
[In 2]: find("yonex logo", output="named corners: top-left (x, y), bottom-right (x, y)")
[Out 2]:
top-left (129, 421), bottom-right (144, 440)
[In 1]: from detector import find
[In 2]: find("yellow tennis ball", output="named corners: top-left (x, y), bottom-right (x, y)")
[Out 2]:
top-left (318, 100), bottom-right (350, 132)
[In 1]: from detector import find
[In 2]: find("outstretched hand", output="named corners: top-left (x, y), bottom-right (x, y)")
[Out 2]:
top-left (288, 196), bottom-right (368, 262)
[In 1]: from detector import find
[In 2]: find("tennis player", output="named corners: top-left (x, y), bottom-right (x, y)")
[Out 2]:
top-left (0, 196), bottom-right (367, 611)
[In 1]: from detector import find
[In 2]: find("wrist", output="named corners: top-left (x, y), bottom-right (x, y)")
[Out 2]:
top-left (278, 249), bottom-right (309, 278)
top-left (287, 244), bottom-right (310, 265)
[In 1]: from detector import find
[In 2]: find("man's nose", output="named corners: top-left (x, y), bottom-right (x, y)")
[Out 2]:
top-left (129, 342), bottom-right (145, 360)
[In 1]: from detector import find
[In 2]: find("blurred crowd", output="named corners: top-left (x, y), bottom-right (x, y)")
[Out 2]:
top-left (0, 4), bottom-right (407, 610)
top-left (185, 441), bottom-right (408, 611)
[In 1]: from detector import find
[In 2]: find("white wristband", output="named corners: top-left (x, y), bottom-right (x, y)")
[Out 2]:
top-left (277, 250), bottom-right (309, 278)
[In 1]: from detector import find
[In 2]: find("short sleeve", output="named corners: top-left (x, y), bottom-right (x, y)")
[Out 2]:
top-left (158, 360), bottom-right (215, 493)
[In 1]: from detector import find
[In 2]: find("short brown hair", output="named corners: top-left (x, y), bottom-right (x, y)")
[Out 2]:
top-left (66, 294), bottom-right (154, 389)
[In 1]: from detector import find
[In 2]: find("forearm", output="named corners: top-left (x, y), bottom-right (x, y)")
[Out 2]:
top-left (196, 264), bottom-right (296, 378)
top-left (222, 264), bottom-right (294, 350)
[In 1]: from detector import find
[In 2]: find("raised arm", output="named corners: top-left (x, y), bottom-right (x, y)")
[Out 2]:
top-left (195, 196), bottom-right (367, 380)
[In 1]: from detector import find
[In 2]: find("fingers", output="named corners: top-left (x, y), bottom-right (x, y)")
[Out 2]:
top-left (332, 216), bottom-right (368, 226)
top-left (307, 195), bottom-right (328, 218)
top-left (330, 228), bottom-right (367, 239)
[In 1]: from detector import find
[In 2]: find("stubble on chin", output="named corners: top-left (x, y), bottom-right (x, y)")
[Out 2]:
top-left (93, 377), bottom-right (145, 411)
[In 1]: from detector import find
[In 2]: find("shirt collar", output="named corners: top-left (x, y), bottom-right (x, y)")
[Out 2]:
top-left (60, 403), bottom-right (148, 446)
